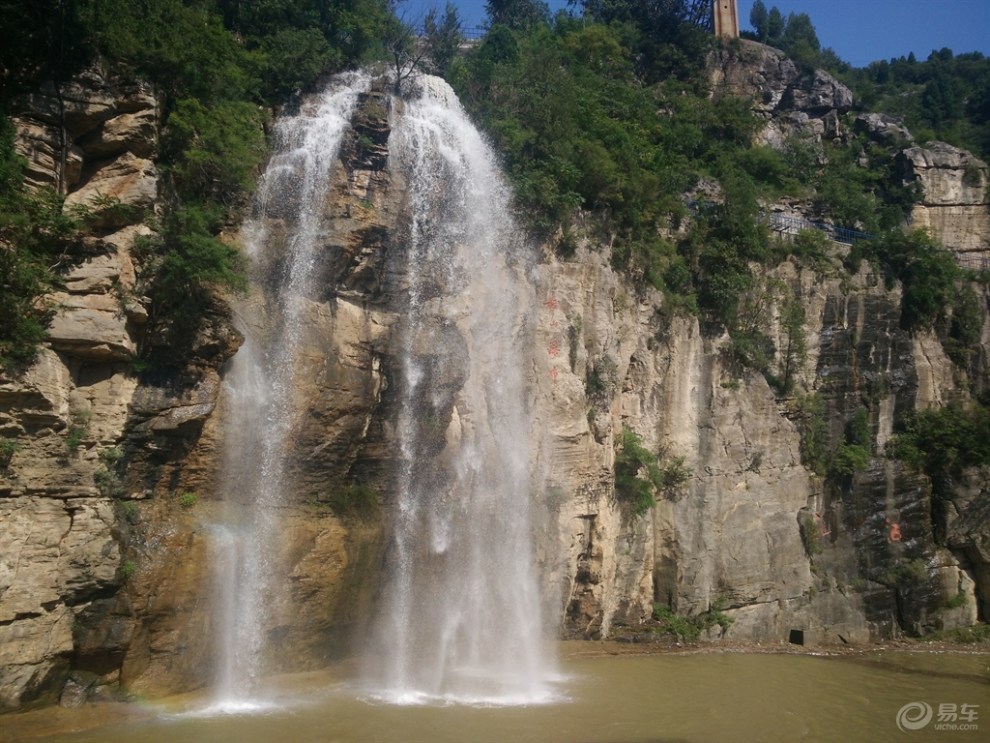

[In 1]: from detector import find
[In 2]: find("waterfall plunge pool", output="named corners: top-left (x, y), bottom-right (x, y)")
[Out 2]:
top-left (7, 645), bottom-right (987, 743)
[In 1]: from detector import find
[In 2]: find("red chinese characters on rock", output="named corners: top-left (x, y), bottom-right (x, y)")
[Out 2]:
top-left (888, 521), bottom-right (902, 543)
top-left (545, 295), bottom-right (561, 382)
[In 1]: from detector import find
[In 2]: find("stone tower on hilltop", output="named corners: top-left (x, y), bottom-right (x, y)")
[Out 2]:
top-left (714, 0), bottom-right (740, 38)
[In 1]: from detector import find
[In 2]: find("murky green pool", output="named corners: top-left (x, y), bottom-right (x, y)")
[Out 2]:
top-left (6, 647), bottom-right (988, 743)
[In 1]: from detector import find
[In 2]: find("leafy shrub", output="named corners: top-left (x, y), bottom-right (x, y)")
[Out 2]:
top-left (923, 623), bottom-right (990, 645)
top-left (0, 119), bottom-right (79, 370)
top-left (177, 491), bottom-right (197, 509)
top-left (120, 559), bottom-right (136, 581)
top-left (962, 162), bottom-right (984, 188)
top-left (787, 228), bottom-right (831, 270)
top-left (615, 426), bottom-right (664, 515)
top-left (94, 467), bottom-right (126, 498)
top-left (65, 409), bottom-right (92, 451)
top-left (94, 446), bottom-right (125, 497)
top-left (829, 407), bottom-right (872, 478)
top-left (118, 500), bottom-right (139, 523)
top-left (67, 191), bottom-right (145, 231)
top-left (327, 484), bottom-right (379, 519)
top-left (944, 284), bottom-right (983, 368)
top-left (163, 99), bottom-right (266, 205)
top-left (144, 205), bottom-right (246, 345)
top-left (775, 296), bottom-right (807, 393)
top-left (850, 229), bottom-right (962, 332)
top-left (652, 603), bottom-right (702, 642)
top-left (881, 557), bottom-right (930, 589)
top-left (258, 27), bottom-right (341, 99)
top-left (614, 426), bottom-right (690, 515)
top-left (886, 403), bottom-right (990, 479)
top-left (795, 393), bottom-right (829, 474)
top-left (0, 436), bottom-right (18, 467)
top-left (652, 595), bottom-right (734, 641)
top-left (586, 354), bottom-right (618, 405)
top-left (831, 444), bottom-right (871, 477)
top-left (799, 513), bottom-right (822, 556)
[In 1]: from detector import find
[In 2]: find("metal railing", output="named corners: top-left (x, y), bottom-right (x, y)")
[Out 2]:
top-left (763, 212), bottom-right (873, 245)
top-left (413, 25), bottom-right (487, 40)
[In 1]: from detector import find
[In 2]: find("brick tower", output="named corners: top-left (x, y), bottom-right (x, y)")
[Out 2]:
top-left (713, 0), bottom-right (740, 38)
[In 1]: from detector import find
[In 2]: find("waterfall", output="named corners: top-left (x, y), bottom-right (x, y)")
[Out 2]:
top-left (212, 68), bottom-right (556, 710)
top-left (211, 71), bottom-right (371, 710)
top-left (365, 74), bottom-right (558, 705)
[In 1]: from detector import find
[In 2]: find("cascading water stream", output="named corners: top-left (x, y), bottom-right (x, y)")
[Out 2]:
top-left (212, 68), bottom-right (556, 710)
top-left (211, 71), bottom-right (370, 710)
top-left (365, 74), bottom-right (558, 705)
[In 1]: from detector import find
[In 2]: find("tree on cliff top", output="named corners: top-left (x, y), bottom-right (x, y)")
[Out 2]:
top-left (486, 0), bottom-right (550, 32)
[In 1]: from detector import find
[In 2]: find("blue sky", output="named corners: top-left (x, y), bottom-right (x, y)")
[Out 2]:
top-left (397, 0), bottom-right (990, 68)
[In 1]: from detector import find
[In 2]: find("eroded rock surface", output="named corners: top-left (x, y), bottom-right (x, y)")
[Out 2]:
top-left (901, 142), bottom-right (990, 260)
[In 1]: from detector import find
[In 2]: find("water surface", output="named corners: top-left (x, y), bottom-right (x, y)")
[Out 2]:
top-left (7, 649), bottom-right (986, 743)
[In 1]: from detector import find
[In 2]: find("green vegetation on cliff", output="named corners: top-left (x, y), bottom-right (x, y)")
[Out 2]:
top-left (614, 425), bottom-right (691, 515)
top-left (0, 0), bottom-right (394, 370)
top-left (845, 49), bottom-right (990, 162)
top-left (1, 0), bottom-right (988, 384)
top-left (448, 2), bottom-right (981, 385)
top-left (0, 120), bottom-right (78, 369)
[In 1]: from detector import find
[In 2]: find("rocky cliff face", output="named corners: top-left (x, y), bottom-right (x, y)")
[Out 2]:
top-left (712, 40), bottom-right (853, 149)
top-left (541, 249), bottom-right (987, 642)
top-left (0, 67), bottom-right (160, 711)
top-left (0, 66), bottom-right (242, 710)
top-left (901, 142), bottom-right (989, 262)
top-left (2, 50), bottom-right (989, 712)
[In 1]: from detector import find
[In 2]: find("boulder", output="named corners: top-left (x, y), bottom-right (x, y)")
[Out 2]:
top-left (64, 152), bottom-right (158, 228)
top-left (46, 292), bottom-right (136, 361)
top-left (77, 109), bottom-right (158, 160)
top-left (854, 112), bottom-right (914, 146)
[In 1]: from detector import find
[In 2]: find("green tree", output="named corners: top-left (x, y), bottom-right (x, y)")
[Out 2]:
top-left (145, 204), bottom-right (246, 344)
top-left (615, 426), bottom-right (664, 515)
top-left (163, 99), bottom-right (267, 205)
top-left (749, 0), bottom-right (769, 41)
top-left (424, 2), bottom-right (463, 76)
top-left (766, 6), bottom-right (784, 42)
top-left (778, 296), bottom-right (807, 393)
top-left (486, 0), bottom-right (549, 31)
top-left (0, 118), bottom-right (79, 370)
top-left (577, 0), bottom-right (712, 83)
top-left (887, 403), bottom-right (990, 478)
top-left (781, 12), bottom-right (820, 67)
top-left (855, 229), bottom-right (961, 331)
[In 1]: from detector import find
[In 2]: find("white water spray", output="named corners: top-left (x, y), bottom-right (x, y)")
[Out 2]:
top-left (212, 71), bottom-right (370, 710)
top-left (213, 68), bottom-right (556, 709)
top-left (365, 74), bottom-right (558, 705)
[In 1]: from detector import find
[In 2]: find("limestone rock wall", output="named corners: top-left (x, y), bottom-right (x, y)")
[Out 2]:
top-left (900, 142), bottom-right (990, 262)
top-left (0, 67), bottom-right (158, 710)
top-left (538, 247), bottom-right (988, 642)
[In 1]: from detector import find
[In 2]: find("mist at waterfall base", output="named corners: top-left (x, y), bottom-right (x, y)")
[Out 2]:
top-left (206, 69), bottom-right (560, 712)
top-left (359, 74), bottom-right (560, 707)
